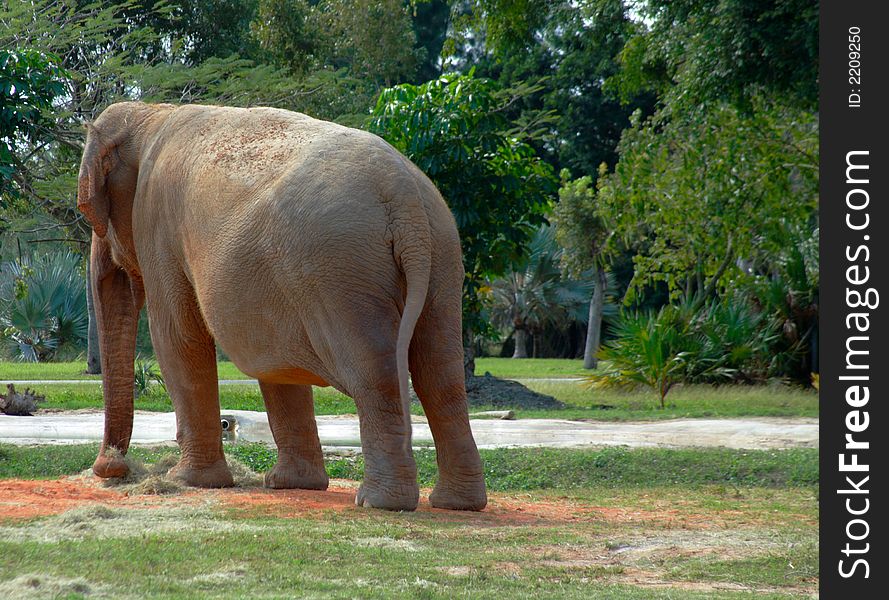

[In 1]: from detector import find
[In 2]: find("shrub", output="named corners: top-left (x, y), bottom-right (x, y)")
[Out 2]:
top-left (586, 297), bottom-right (775, 406)
top-left (0, 252), bottom-right (87, 361)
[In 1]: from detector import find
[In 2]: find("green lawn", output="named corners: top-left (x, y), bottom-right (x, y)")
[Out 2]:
top-left (0, 357), bottom-right (586, 381)
top-left (0, 443), bottom-right (819, 598)
top-left (0, 444), bottom-right (819, 488)
top-left (24, 380), bottom-right (817, 420)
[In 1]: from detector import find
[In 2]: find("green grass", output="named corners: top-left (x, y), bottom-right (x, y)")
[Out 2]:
top-left (0, 443), bottom-right (818, 489)
top-left (25, 380), bottom-right (817, 421)
top-left (0, 443), bottom-right (818, 598)
top-left (507, 381), bottom-right (818, 420)
top-left (0, 516), bottom-right (815, 599)
top-left (474, 357), bottom-right (587, 378)
top-left (1, 358), bottom-right (586, 381)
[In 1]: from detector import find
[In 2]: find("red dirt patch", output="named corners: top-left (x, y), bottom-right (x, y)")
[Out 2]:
top-left (0, 478), bottom-right (195, 521)
top-left (0, 479), bottom-right (125, 520)
top-left (0, 477), bottom-right (745, 530)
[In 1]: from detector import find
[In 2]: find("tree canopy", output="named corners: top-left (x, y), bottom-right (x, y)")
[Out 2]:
top-left (370, 72), bottom-right (557, 339)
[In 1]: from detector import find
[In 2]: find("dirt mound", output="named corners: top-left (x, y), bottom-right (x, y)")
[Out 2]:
top-left (465, 373), bottom-right (564, 410)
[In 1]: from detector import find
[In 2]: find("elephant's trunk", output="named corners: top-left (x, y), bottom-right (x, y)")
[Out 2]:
top-left (90, 234), bottom-right (142, 478)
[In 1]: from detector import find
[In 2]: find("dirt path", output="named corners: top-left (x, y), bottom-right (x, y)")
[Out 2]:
top-left (0, 411), bottom-right (818, 449)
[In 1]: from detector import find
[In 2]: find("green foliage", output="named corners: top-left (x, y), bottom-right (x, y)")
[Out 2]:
top-left (598, 99), bottom-right (818, 305)
top-left (588, 298), bottom-right (778, 406)
top-left (553, 169), bottom-right (611, 276)
top-left (133, 357), bottom-right (166, 399)
top-left (315, 0), bottom-right (421, 86)
top-left (608, 0), bottom-right (819, 111)
top-left (253, 0), bottom-right (316, 74)
top-left (0, 49), bottom-right (67, 199)
top-left (0, 252), bottom-right (87, 362)
top-left (450, 0), bottom-right (651, 178)
top-left (489, 225), bottom-right (599, 356)
top-left (370, 72), bottom-right (557, 336)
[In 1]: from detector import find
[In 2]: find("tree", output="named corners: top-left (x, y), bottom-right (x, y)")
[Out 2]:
top-left (607, 0), bottom-right (819, 111)
top-left (597, 100), bottom-right (818, 305)
top-left (552, 170), bottom-right (612, 368)
top-left (314, 0), bottom-right (421, 86)
top-left (370, 71), bottom-right (557, 378)
top-left (0, 49), bottom-right (66, 201)
top-left (490, 225), bottom-right (592, 358)
top-left (253, 0), bottom-right (317, 74)
top-left (446, 0), bottom-right (655, 179)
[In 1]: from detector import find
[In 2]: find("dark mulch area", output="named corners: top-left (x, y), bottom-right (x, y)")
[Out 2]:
top-left (465, 373), bottom-right (564, 410)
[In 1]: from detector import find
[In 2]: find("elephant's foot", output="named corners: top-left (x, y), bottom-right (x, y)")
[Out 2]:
top-left (356, 479), bottom-right (419, 511)
top-left (264, 459), bottom-right (329, 490)
top-left (168, 457), bottom-right (234, 488)
top-left (92, 450), bottom-right (129, 479)
top-left (429, 478), bottom-right (487, 511)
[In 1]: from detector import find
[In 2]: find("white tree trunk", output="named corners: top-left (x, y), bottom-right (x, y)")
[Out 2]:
top-left (583, 269), bottom-right (608, 369)
top-left (512, 328), bottom-right (529, 358)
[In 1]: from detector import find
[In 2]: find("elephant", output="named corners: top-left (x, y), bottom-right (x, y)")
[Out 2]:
top-left (77, 101), bottom-right (487, 512)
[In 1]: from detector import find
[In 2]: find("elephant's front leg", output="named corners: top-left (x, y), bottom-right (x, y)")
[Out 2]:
top-left (148, 296), bottom-right (233, 488)
top-left (260, 382), bottom-right (328, 490)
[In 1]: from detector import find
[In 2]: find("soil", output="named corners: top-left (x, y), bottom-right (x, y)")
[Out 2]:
top-left (464, 373), bottom-right (564, 409)
top-left (0, 476), bottom-right (757, 529)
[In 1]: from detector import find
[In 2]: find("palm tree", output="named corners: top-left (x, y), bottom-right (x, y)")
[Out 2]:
top-left (490, 226), bottom-right (594, 358)
top-left (0, 251), bottom-right (88, 361)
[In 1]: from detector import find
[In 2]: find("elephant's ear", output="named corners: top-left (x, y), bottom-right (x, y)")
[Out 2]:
top-left (77, 125), bottom-right (113, 238)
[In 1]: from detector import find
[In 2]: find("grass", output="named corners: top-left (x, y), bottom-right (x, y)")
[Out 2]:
top-left (0, 514), bottom-right (817, 599)
top-left (23, 379), bottom-right (818, 421)
top-left (0, 443), bottom-right (818, 488)
top-left (0, 443), bottom-right (818, 599)
top-left (3, 357), bottom-right (816, 420)
top-left (0, 357), bottom-right (586, 381)
top-left (505, 381), bottom-right (818, 420)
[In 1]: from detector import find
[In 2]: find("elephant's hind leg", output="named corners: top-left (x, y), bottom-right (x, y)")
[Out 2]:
top-left (334, 343), bottom-right (419, 511)
top-left (259, 382), bottom-right (328, 490)
top-left (147, 283), bottom-right (233, 488)
top-left (410, 299), bottom-right (487, 511)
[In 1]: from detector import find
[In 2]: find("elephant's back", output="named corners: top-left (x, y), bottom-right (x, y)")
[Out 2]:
top-left (150, 104), bottom-right (374, 192)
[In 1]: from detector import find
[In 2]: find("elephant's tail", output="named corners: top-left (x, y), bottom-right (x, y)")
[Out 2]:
top-left (390, 170), bottom-right (433, 454)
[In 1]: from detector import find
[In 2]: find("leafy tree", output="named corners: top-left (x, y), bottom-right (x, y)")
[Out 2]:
top-left (446, 0), bottom-right (654, 178)
top-left (169, 0), bottom-right (263, 63)
top-left (607, 0), bottom-right (819, 111)
top-left (315, 0), bottom-right (420, 86)
top-left (370, 71), bottom-right (557, 377)
top-left (552, 170), bottom-right (613, 369)
top-left (597, 99), bottom-right (818, 306)
top-left (0, 49), bottom-right (67, 202)
top-left (252, 0), bottom-right (317, 74)
top-left (490, 225), bottom-right (593, 359)
top-left (411, 0), bottom-right (451, 83)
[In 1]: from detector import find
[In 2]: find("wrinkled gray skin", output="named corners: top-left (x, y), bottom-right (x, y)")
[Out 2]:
top-left (78, 102), bottom-right (486, 511)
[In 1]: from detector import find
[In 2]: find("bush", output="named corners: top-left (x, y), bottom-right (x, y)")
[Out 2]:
top-left (0, 252), bottom-right (87, 361)
top-left (587, 297), bottom-right (776, 406)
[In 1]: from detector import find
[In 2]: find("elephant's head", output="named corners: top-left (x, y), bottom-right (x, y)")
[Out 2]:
top-left (77, 102), bottom-right (173, 478)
